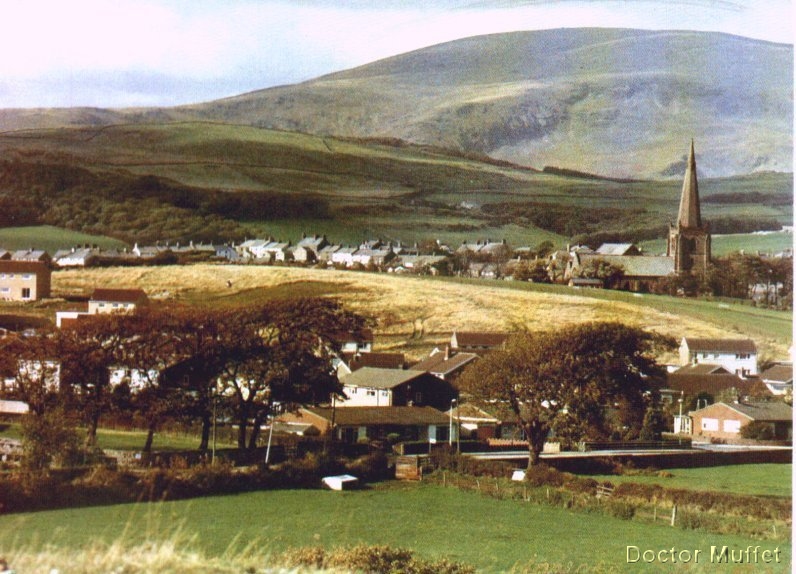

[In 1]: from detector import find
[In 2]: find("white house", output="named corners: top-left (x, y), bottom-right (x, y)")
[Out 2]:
top-left (88, 288), bottom-right (149, 315)
top-left (331, 246), bottom-right (357, 267)
top-left (679, 338), bottom-right (758, 377)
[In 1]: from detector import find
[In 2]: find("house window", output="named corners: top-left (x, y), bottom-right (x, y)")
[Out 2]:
top-left (701, 418), bottom-right (719, 431)
top-left (380, 390), bottom-right (389, 397)
top-left (723, 420), bottom-right (741, 433)
top-left (21, 288), bottom-right (31, 299)
top-left (414, 392), bottom-right (423, 404)
top-left (340, 427), bottom-right (357, 443)
top-left (366, 390), bottom-right (376, 396)
top-left (22, 274), bottom-right (32, 280)
top-left (0, 287), bottom-right (9, 294)
top-left (436, 425), bottom-right (450, 442)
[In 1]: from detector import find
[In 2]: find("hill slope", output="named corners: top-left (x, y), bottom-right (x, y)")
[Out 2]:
top-left (1, 29), bottom-right (791, 179)
top-left (175, 29), bottom-right (794, 178)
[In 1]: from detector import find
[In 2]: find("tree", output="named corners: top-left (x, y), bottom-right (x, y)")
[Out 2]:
top-left (572, 259), bottom-right (625, 289)
top-left (458, 322), bottom-right (663, 468)
top-left (215, 298), bottom-right (366, 450)
top-left (0, 330), bottom-right (62, 416)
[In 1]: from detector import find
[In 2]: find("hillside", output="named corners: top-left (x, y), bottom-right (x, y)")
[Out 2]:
top-left (0, 29), bottom-right (791, 178)
top-left (52, 265), bottom-right (792, 361)
top-left (0, 122), bottom-right (790, 246)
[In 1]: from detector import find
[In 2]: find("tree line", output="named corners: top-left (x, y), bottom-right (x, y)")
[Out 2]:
top-left (0, 299), bottom-right (366, 466)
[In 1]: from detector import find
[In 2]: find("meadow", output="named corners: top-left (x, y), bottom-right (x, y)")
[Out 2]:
top-left (581, 463), bottom-right (792, 498)
top-left (51, 265), bottom-right (793, 361)
top-left (0, 481), bottom-right (789, 573)
top-left (0, 225), bottom-right (125, 252)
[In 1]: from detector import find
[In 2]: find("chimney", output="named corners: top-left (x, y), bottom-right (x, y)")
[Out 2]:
top-left (444, 345), bottom-right (450, 361)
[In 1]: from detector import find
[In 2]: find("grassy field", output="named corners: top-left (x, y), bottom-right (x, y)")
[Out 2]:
top-left (51, 265), bottom-right (793, 361)
top-left (0, 226), bottom-right (127, 252)
top-left (0, 482), bottom-right (789, 573)
top-left (641, 231), bottom-right (792, 257)
top-left (582, 464), bottom-right (792, 498)
top-left (0, 424), bottom-right (235, 452)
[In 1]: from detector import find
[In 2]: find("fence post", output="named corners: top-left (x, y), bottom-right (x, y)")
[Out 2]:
top-left (670, 505), bottom-right (677, 527)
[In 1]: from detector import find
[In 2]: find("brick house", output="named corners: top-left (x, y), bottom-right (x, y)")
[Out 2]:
top-left (689, 401), bottom-right (792, 440)
top-left (0, 260), bottom-right (51, 301)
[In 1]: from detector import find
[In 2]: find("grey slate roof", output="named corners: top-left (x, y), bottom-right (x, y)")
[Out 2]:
top-left (761, 364), bottom-right (793, 384)
top-left (341, 367), bottom-right (427, 390)
top-left (578, 254), bottom-right (674, 277)
top-left (723, 401), bottom-right (792, 422)
top-left (683, 338), bottom-right (758, 354)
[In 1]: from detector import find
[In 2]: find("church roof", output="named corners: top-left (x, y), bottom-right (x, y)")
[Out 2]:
top-left (677, 140), bottom-right (702, 229)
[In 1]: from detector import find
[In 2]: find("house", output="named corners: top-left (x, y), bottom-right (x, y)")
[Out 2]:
top-left (88, 288), bottom-right (149, 314)
top-left (332, 329), bottom-right (374, 354)
top-left (338, 367), bottom-right (457, 410)
top-left (290, 245), bottom-right (317, 264)
top-left (318, 244), bottom-right (341, 264)
top-left (53, 247), bottom-right (100, 268)
top-left (297, 234), bottom-right (328, 256)
top-left (450, 331), bottom-right (508, 353)
top-left (11, 249), bottom-right (51, 264)
top-left (278, 406), bottom-right (456, 444)
top-left (237, 239), bottom-right (269, 260)
top-left (337, 351), bottom-right (406, 376)
top-left (689, 401), bottom-right (792, 441)
top-left (0, 260), bottom-right (51, 301)
top-left (331, 246), bottom-right (357, 267)
top-left (679, 337), bottom-right (758, 377)
top-left (661, 365), bottom-right (765, 404)
top-left (409, 347), bottom-right (478, 382)
top-left (445, 402), bottom-right (501, 441)
top-left (760, 364), bottom-right (793, 396)
top-left (594, 243), bottom-right (641, 256)
top-left (352, 247), bottom-right (395, 267)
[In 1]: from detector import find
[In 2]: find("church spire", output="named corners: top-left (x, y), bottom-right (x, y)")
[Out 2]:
top-left (677, 139), bottom-right (701, 228)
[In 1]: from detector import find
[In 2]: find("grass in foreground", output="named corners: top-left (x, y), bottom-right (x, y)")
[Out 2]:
top-left (0, 482), bottom-right (789, 573)
top-left (580, 463), bottom-right (792, 498)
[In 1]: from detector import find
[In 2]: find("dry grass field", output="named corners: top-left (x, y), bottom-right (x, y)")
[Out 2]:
top-left (52, 265), bottom-right (790, 362)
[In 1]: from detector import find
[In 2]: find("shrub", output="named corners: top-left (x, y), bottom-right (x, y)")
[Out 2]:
top-left (740, 421), bottom-right (775, 440)
top-left (607, 501), bottom-right (636, 520)
top-left (20, 409), bottom-right (84, 471)
top-left (281, 544), bottom-right (475, 574)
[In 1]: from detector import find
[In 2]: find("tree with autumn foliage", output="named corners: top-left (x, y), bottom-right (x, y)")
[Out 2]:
top-left (457, 322), bottom-right (664, 468)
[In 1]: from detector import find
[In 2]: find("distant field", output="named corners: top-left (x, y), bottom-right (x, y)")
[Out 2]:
top-left (0, 226), bottom-right (127, 252)
top-left (52, 265), bottom-right (792, 361)
top-left (641, 231), bottom-right (792, 257)
top-left (581, 463), bottom-right (792, 498)
top-left (0, 483), bottom-right (788, 572)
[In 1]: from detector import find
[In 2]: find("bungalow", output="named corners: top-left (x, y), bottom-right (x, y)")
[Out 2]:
top-left (450, 331), bottom-right (508, 353)
top-left (689, 401), bottom-right (792, 441)
top-left (0, 260), bottom-right (51, 301)
top-left (661, 364), bottom-right (765, 404)
top-left (409, 347), bottom-right (478, 382)
top-left (679, 337), bottom-right (758, 377)
top-left (338, 367), bottom-right (456, 410)
top-left (446, 402), bottom-right (501, 441)
top-left (567, 252), bottom-right (674, 292)
top-left (760, 363), bottom-right (793, 396)
top-left (278, 406), bottom-right (456, 444)
top-left (332, 329), bottom-right (374, 354)
top-left (352, 247), bottom-right (395, 267)
top-left (88, 288), bottom-right (149, 314)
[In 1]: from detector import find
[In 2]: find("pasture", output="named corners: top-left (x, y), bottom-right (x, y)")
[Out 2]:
top-left (0, 482), bottom-right (789, 573)
top-left (581, 463), bottom-right (792, 498)
top-left (0, 226), bottom-right (126, 252)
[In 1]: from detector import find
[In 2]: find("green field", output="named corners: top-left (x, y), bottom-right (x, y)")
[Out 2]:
top-left (0, 482), bottom-right (789, 572)
top-left (0, 424), bottom-right (235, 452)
top-left (0, 226), bottom-right (127, 252)
top-left (641, 231), bottom-right (792, 257)
top-left (582, 463), bottom-right (792, 498)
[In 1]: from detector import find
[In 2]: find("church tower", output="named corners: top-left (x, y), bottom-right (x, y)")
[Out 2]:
top-left (667, 141), bottom-right (711, 274)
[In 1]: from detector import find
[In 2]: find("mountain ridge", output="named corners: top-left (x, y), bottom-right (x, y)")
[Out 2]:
top-left (0, 28), bottom-right (792, 178)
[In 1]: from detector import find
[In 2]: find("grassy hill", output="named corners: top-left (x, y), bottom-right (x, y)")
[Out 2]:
top-left (51, 265), bottom-right (792, 361)
top-left (2, 29), bottom-right (789, 179)
top-left (0, 122), bottom-right (790, 247)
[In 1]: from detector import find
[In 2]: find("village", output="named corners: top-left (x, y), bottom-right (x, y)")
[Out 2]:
top-left (0, 142), bottom-right (791, 478)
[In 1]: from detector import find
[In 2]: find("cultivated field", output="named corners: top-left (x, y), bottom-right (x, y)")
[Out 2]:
top-left (52, 265), bottom-right (792, 361)
top-left (0, 482), bottom-right (789, 573)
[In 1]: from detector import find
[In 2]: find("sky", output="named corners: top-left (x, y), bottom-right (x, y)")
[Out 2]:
top-left (1, 0), bottom-right (792, 109)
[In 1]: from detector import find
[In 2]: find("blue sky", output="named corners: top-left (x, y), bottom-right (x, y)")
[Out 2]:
top-left (1, 0), bottom-right (792, 108)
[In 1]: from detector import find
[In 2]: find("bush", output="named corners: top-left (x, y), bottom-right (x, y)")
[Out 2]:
top-left (20, 409), bottom-right (83, 471)
top-left (606, 501), bottom-right (636, 520)
top-left (740, 421), bottom-right (775, 440)
top-left (280, 544), bottom-right (476, 574)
